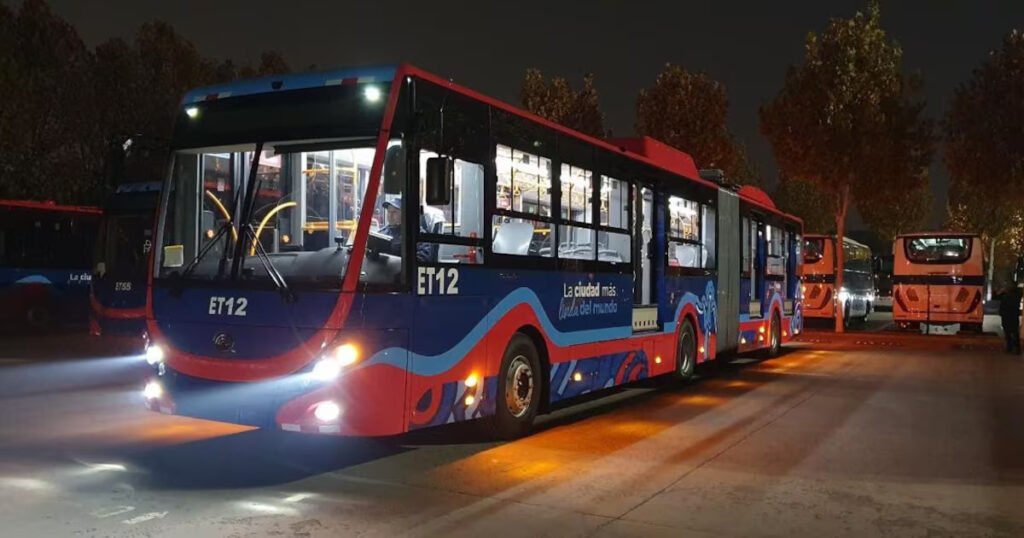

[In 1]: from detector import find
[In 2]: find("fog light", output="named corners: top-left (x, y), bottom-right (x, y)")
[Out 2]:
top-left (573, 372), bottom-right (583, 382)
top-left (311, 343), bottom-right (359, 380)
top-left (143, 381), bottom-right (162, 400)
top-left (145, 344), bottom-right (165, 365)
top-left (314, 401), bottom-right (341, 422)
top-left (464, 394), bottom-right (476, 406)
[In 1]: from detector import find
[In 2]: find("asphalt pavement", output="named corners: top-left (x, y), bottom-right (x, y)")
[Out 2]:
top-left (0, 329), bottom-right (1022, 537)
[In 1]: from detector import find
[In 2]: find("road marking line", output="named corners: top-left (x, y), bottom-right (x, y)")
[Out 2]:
top-left (93, 506), bottom-right (134, 518)
top-left (123, 511), bottom-right (168, 525)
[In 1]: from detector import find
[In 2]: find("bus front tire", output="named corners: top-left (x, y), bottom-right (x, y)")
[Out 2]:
top-left (675, 319), bottom-right (697, 381)
top-left (489, 333), bottom-right (542, 440)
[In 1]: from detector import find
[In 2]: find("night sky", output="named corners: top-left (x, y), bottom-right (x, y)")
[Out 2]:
top-left (29, 0), bottom-right (1024, 227)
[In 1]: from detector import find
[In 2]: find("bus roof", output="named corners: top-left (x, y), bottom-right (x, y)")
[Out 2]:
top-left (0, 199), bottom-right (101, 215)
top-left (804, 234), bottom-right (871, 249)
top-left (180, 63), bottom-right (801, 224)
top-left (897, 232), bottom-right (980, 239)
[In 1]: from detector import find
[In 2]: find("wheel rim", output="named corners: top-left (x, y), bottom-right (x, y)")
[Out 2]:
top-left (505, 355), bottom-right (534, 418)
top-left (679, 326), bottom-right (694, 375)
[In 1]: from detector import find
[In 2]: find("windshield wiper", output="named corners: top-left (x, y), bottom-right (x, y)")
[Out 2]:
top-left (229, 143), bottom-right (295, 302)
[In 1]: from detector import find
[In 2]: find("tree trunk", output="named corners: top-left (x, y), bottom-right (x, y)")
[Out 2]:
top-left (834, 185), bottom-right (850, 333)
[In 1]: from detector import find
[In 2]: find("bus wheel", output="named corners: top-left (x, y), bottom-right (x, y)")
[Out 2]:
top-left (767, 313), bottom-right (782, 357)
top-left (675, 319), bottom-right (697, 381)
top-left (490, 333), bottom-right (542, 440)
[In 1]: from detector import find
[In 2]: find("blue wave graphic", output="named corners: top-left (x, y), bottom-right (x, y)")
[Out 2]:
top-left (363, 287), bottom-right (634, 377)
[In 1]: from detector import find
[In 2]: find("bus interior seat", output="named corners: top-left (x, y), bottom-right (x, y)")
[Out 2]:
top-left (493, 221), bottom-right (534, 256)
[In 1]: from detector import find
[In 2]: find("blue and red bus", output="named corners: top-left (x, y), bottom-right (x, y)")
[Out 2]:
top-left (143, 64), bottom-right (803, 438)
top-left (1, 199), bottom-right (101, 329)
top-left (90, 181), bottom-right (162, 347)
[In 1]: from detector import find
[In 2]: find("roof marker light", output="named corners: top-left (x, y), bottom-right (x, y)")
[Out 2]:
top-left (364, 85), bottom-right (381, 103)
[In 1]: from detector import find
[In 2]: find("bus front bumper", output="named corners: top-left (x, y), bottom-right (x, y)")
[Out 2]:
top-left (141, 364), bottom-right (409, 437)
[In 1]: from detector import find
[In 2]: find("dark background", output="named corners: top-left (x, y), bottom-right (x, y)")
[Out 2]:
top-left (28, 0), bottom-right (1024, 227)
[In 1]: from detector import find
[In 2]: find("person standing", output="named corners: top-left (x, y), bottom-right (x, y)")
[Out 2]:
top-left (997, 281), bottom-right (1022, 355)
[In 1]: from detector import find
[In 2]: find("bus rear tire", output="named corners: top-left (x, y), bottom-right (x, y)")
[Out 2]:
top-left (767, 312), bottom-right (782, 357)
top-left (488, 333), bottom-right (542, 440)
top-left (675, 319), bottom-right (697, 381)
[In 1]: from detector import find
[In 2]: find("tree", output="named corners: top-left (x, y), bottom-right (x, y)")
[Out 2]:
top-left (519, 69), bottom-right (605, 137)
top-left (635, 64), bottom-right (744, 178)
top-left (944, 28), bottom-right (1024, 292)
top-left (730, 142), bottom-right (762, 186)
top-left (760, 1), bottom-right (932, 331)
top-left (859, 182), bottom-right (930, 241)
top-left (773, 176), bottom-right (833, 234)
top-left (0, 0), bottom-right (97, 203)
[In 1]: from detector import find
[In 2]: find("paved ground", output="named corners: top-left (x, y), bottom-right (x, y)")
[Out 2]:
top-left (0, 333), bottom-right (1022, 537)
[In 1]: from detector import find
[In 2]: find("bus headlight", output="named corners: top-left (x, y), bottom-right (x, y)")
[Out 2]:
top-left (837, 289), bottom-right (850, 305)
top-left (145, 343), bottom-right (165, 365)
top-left (314, 401), bottom-right (341, 422)
top-left (143, 380), bottom-right (163, 400)
top-left (310, 343), bottom-right (359, 380)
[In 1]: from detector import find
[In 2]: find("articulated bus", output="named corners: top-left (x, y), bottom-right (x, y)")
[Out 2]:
top-left (800, 235), bottom-right (874, 326)
top-left (0, 200), bottom-right (100, 329)
top-left (892, 233), bottom-right (984, 334)
top-left (143, 64), bottom-right (803, 438)
top-left (90, 181), bottom-right (162, 348)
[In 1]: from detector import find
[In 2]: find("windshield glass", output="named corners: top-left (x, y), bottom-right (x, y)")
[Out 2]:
top-left (157, 141), bottom-right (383, 288)
top-left (905, 236), bottom-right (972, 264)
top-left (803, 238), bottom-right (825, 264)
top-left (96, 213), bottom-right (153, 280)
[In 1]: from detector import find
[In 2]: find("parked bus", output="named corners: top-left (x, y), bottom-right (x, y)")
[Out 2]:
top-left (0, 200), bottom-right (101, 329)
top-left (800, 235), bottom-right (874, 326)
top-left (142, 65), bottom-right (803, 438)
top-left (892, 233), bottom-right (984, 333)
top-left (873, 253), bottom-right (894, 310)
top-left (90, 181), bottom-right (162, 347)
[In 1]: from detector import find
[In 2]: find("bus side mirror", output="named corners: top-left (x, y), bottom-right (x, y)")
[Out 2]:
top-left (425, 156), bottom-right (453, 206)
top-left (382, 143), bottom-right (406, 195)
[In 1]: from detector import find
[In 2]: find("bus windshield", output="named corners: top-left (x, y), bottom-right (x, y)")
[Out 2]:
top-left (97, 212), bottom-right (152, 280)
top-left (803, 238), bottom-right (825, 264)
top-left (157, 140), bottom-right (390, 288)
top-left (905, 236), bottom-right (972, 264)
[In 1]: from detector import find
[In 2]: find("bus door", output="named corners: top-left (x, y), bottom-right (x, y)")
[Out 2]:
top-left (635, 185), bottom-right (655, 306)
top-left (752, 218), bottom-right (767, 318)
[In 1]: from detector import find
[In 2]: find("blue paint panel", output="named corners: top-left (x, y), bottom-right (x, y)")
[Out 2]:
top-left (181, 66), bottom-right (399, 104)
top-left (152, 287), bottom-right (338, 328)
top-left (0, 268), bottom-right (92, 323)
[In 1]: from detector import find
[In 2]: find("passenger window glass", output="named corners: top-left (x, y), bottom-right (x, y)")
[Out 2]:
top-left (669, 196), bottom-right (700, 242)
top-left (496, 145), bottom-right (551, 217)
top-left (600, 176), bottom-right (629, 228)
top-left (492, 216), bottom-right (551, 257)
top-left (702, 205), bottom-right (716, 269)
top-left (560, 164), bottom-right (592, 224)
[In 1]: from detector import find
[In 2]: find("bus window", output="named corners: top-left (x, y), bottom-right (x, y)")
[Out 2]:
top-left (702, 204), bottom-right (716, 268)
top-left (905, 237), bottom-right (972, 264)
top-left (668, 196), bottom-right (701, 268)
top-left (495, 144), bottom-right (552, 218)
top-left (559, 163), bottom-right (595, 260)
top-left (741, 217), bottom-right (752, 274)
top-left (417, 151), bottom-right (485, 264)
top-left (803, 237), bottom-right (825, 264)
top-left (598, 175), bottom-right (631, 263)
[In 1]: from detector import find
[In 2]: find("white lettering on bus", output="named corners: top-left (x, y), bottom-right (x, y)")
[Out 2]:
top-left (208, 296), bottom-right (248, 316)
top-left (417, 267), bottom-right (460, 295)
